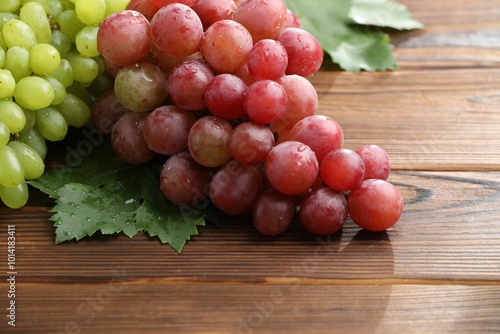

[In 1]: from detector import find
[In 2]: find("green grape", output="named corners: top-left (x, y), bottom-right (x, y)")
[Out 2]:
top-left (4, 46), bottom-right (31, 82)
top-left (47, 0), bottom-right (64, 24)
top-left (54, 93), bottom-right (91, 128)
top-left (60, 0), bottom-right (75, 10)
top-left (0, 69), bottom-right (16, 99)
top-left (0, 13), bottom-right (19, 27)
top-left (16, 128), bottom-right (47, 160)
top-left (35, 107), bottom-right (68, 141)
top-left (66, 51), bottom-right (99, 85)
top-left (0, 145), bottom-right (25, 188)
top-left (14, 76), bottom-right (55, 110)
top-left (57, 9), bottom-right (86, 43)
top-left (18, 108), bottom-right (35, 135)
top-left (21, 0), bottom-right (50, 10)
top-left (42, 76), bottom-right (67, 105)
top-left (0, 181), bottom-right (29, 209)
top-left (0, 48), bottom-right (5, 68)
top-left (94, 55), bottom-right (106, 76)
top-left (75, 25), bottom-right (99, 58)
top-left (49, 58), bottom-right (74, 87)
top-left (74, 0), bottom-right (106, 26)
top-left (66, 81), bottom-right (91, 106)
top-left (19, 2), bottom-right (52, 44)
top-left (50, 29), bottom-right (72, 57)
top-left (0, 0), bottom-right (21, 12)
top-left (2, 19), bottom-right (37, 50)
top-left (8, 141), bottom-right (45, 180)
top-left (0, 100), bottom-right (26, 134)
top-left (29, 43), bottom-right (61, 75)
top-left (0, 122), bottom-right (10, 148)
top-left (0, 33), bottom-right (7, 51)
top-left (86, 73), bottom-right (114, 97)
top-left (104, 0), bottom-right (129, 16)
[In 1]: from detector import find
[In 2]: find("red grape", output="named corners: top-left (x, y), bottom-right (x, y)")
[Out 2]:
top-left (91, 90), bottom-right (130, 134)
top-left (228, 121), bottom-right (275, 165)
top-left (114, 62), bottom-right (168, 113)
top-left (200, 19), bottom-right (253, 73)
top-left (288, 115), bottom-right (344, 163)
top-left (97, 10), bottom-right (152, 66)
top-left (320, 149), bottom-right (365, 191)
top-left (209, 160), bottom-right (264, 215)
top-left (270, 74), bottom-right (318, 133)
top-left (233, 0), bottom-right (287, 41)
top-left (247, 39), bottom-right (288, 81)
top-left (191, 0), bottom-right (237, 30)
top-left (125, 0), bottom-right (159, 21)
top-left (348, 179), bottom-right (404, 232)
top-left (143, 105), bottom-right (197, 155)
top-left (265, 141), bottom-right (319, 195)
top-left (150, 3), bottom-right (204, 58)
top-left (299, 187), bottom-right (348, 236)
top-left (204, 74), bottom-right (247, 120)
top-left (277, 27), bottom-right (324, 77)
top-left (167, 60), bottom-right (215, 111)
top-left (188, 116), bottom-right (233, 167)
top-left (355, 145), bottom-right (391, 181)
top-left (111, 112), bottom-right (156, 164)
top-left (243, 79), bottom-right (288, 124)
top-left (252, 189), bottom-right (295, 236)
top-left (160, 151), bottom-right (213, 207)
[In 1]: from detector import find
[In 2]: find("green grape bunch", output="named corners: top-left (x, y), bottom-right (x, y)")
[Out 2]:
top-left (0, 0), bottom-right (129, 208)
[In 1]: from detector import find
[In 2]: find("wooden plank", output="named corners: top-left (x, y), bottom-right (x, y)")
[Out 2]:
top-left (1, 172), bottom-right (499, 284)
top-left (309, 69), bottom-right (500, 170)
top-left (3, 283), bottom-right (499, 333)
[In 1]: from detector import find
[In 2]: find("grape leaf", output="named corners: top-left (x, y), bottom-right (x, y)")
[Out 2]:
top-left (29, 138), bottom-right (209, 252)
top-left (283, 0), bottom-right (423, 71)
top-left (348, 0), bottom-right (424, 30)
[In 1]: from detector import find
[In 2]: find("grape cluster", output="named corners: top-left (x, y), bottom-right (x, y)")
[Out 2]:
top-left (0, 0), bottom-right (129, 208)
top-left (93, 0), bottom-right (404, 236)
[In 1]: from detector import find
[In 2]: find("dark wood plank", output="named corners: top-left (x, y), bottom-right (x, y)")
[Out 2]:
top-left (4, 283), bottom-right (500, 333)
top-left (1, 172), bottom-right (499, 285)
top-left (310, 69), bottom-right (500, 170)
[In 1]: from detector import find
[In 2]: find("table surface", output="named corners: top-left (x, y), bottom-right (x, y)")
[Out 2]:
top-left (2, 1), bottom-right (500, 333)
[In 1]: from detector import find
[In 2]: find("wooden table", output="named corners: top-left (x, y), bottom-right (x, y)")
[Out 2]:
top-left (2, 1), bottom-right (500, 333)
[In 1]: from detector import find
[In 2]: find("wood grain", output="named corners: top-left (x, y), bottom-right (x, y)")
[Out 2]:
top-left (1, 0), bottom-right (500, 333)
top-left (9, 284), bottom-right (500, 334)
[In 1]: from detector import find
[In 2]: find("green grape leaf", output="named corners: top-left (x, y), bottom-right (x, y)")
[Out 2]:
top-left (29, 137), bottom-right (210, 252)
top-left (283, 0), bottom-right (423, 71)
top-left (348, 0), bottom-right (424, 30)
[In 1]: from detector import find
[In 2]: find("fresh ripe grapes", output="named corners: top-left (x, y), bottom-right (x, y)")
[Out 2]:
top-left (114, 62), bottom-right (168, 113)
top-left (1, 0), bottom-right (405, 240)
top-left (265, 141), bottom-right (319, 195)
top-left (355, 145), bottom-right (391, 181)
top-left (252, 189), bottom-right (295, 237)
top-left (111, 112), bottom-right (156, 165)
top-left (200, 19), bottom-right (253, 73)
top-left (97, 10), bottom-right (152, 66)
top-left (188, 116), bottom-right (233, 168)
top-left (204, 74), bottom-right (247, 121)
top-left (150, 3), bottom-right (204, 58)
top-left (243, 80), bottom-right (288, 124)
top-left (299, 187), bottom-right (348, 236)
top-left (320, 149), bottom-right (365, 192)
top-left (209, 160), bottom-right (264, 215)
top-left (160, 151), bottom-right (212, 207)
top-left (167, 60), bottom-right (215, 111)
top-left (143, 105), bottom-right (196, 155)
top-left (288, 115), bottom-right (344, 163)
top-left (348, 179), bottom-right (404, 232)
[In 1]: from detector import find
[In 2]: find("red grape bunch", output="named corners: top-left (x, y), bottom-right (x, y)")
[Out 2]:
top-left (92, 0), bottom-right (404, 237)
